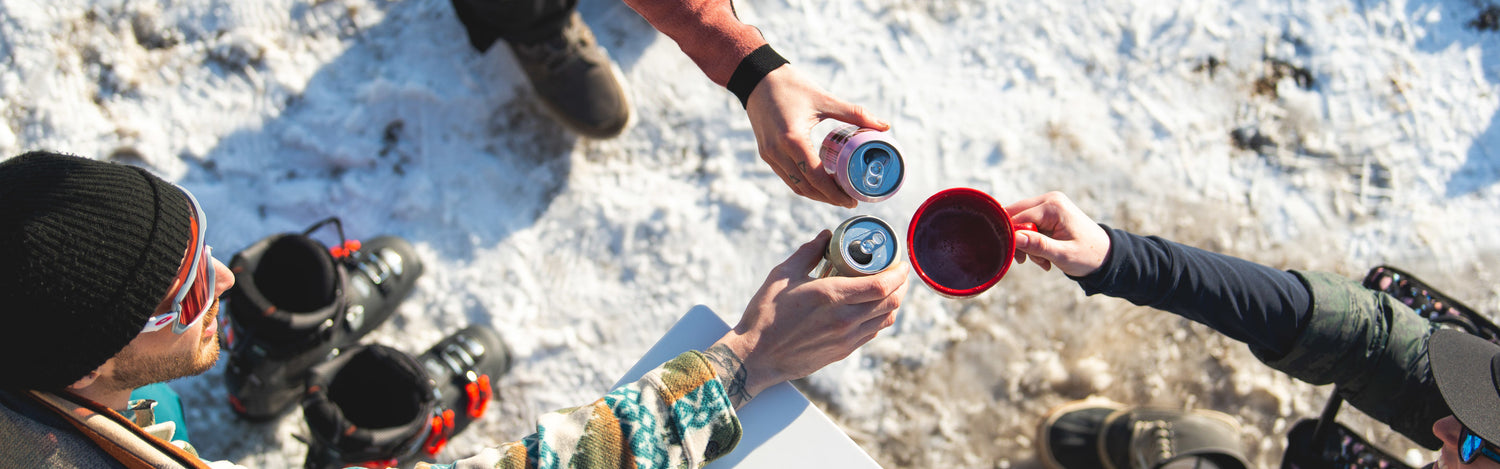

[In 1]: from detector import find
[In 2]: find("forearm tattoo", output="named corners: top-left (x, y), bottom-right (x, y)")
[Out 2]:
top-left (703, 344), bottom-right (753, 408)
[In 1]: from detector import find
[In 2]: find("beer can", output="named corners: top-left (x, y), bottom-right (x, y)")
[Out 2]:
top-left (816, 120), bottom-right (906, 203)
top-left (816, 215), bottom-right (900, 278)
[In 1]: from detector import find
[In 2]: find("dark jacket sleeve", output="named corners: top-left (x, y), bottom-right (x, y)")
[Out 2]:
top-left (1074, 226), bottom-right (1449, 449)
top-left (1074, 225), bottom-right (1311, 356)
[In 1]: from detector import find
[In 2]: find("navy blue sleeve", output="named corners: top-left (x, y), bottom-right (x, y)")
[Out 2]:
top-left (1072, 225), bottom-right (1312, 357)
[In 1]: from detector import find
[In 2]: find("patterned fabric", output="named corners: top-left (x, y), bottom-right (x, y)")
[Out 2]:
top-left (1254, 271), bottom-right (1451, 450)
top-left (421, 350), bottom-right (742, 469)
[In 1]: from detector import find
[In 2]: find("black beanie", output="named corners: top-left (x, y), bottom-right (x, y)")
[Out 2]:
top-left (0, 151), bottom-right (194, 390)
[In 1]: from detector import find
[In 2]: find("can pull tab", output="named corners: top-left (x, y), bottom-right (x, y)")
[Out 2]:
top-left (863, 152), bottom-right (888, 188)
top-left (847, 231), bottom-right (886, 266)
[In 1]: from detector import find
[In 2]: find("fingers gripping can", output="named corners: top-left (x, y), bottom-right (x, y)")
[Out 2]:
top-left (816, 120), bottom-right (906, 203)
top-left (816, 215), bottom-right (901, 278)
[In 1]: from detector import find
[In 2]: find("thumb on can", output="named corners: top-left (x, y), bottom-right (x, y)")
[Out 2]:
top-left (779, 230), bottom-right (833, 277)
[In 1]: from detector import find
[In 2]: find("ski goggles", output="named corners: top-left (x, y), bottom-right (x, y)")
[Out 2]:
top-left (140, 186), bottom-right (217, 335)
top-left (1461, 424), bottom-right (1500, 465)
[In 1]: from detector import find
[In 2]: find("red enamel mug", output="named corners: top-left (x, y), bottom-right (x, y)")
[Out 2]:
top-left (906, 188), bottom-right (1036, 298)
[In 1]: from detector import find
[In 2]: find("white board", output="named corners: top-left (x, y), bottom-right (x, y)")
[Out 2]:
top-left (612, 305), bottom-right (883, 468)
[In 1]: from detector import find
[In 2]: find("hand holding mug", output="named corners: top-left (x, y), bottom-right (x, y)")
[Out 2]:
top-left (1004, 192), bottom-right (1112, 277)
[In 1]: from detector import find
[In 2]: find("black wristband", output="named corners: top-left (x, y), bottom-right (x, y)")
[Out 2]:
top-left (727, 45), bottom-right (789, 108)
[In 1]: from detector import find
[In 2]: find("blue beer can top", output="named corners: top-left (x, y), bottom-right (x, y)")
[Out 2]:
top-left (847, 141), bottom-right (904, 198)
top-left (840, 217), bottom-right (898, 274)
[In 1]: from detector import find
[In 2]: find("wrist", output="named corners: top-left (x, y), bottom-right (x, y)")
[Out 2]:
top-left (705, 334), bottom-right (756, 407)
top-left (727, 44), bottom-right (789, 108)
top-left (708, 332), bottom-right (783, 402)
top-left (1067, 223), bottom-right (1116, 281)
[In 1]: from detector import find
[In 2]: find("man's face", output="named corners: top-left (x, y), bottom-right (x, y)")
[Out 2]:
top-left (1434, 415), bottom-right (1500, 469)
top-left (105, 255), bottom-right (235, 392)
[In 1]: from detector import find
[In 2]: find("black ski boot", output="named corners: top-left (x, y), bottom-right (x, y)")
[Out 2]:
top-left (301, 325), bottom-right (512, 469)
top-left (222, 217), bottom-right (424, 421)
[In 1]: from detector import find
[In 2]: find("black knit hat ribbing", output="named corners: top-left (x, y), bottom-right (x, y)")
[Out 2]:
top-left (0, 151), bottom-right (194, 390)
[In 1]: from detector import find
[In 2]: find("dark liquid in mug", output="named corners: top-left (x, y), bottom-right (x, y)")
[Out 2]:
top-left (912, 205), bottom-right (1006, 291)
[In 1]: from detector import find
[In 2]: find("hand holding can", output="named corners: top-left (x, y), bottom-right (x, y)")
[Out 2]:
top-left (708, 229), bottom-right (910, 403)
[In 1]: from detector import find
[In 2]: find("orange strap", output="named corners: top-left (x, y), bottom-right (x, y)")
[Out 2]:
top-left (464, 374), bottom-right (493, 419)
top-left (422, 409), bottom-right (456, 456)
top-left (27, 390), bottom-right (212, 469)
top-left (330, 239), bottom-right (363, 258)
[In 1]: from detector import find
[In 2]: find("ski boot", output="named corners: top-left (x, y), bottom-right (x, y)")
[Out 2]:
top-left (302, 325), bottom-right (512, 469)
top-left (221, 217), bottom-right (424, 421)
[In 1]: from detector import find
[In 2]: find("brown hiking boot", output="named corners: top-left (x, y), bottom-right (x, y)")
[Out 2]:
top-left (506, 11), bottom-right (631, 139)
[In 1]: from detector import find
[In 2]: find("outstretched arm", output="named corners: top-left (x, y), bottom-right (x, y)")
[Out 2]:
top-left (1005, 191), bottom-right (1447, 449)
top-left (1004, 191), bottom-right (1309, 355)
top-left (621, 0), bottom-right (889, 208)
top-left (434, 231), bottom-right (909, 468)
top-left (619, 0), bottom-right (763, 88)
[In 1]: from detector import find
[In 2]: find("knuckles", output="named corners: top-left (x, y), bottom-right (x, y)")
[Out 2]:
top-left (1040, 191), bottom-right (1073, 210)
top-left (887, 292), bottom-right (904, 311)
top-left (871, 270), bottom-right (906, 299)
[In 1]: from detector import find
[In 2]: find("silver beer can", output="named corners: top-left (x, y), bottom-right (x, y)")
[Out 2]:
top-left (817, 215), bottom-right (900, 278)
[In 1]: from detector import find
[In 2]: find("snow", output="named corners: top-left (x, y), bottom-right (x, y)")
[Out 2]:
top-left (5, 0), bottom-right (1500, 466)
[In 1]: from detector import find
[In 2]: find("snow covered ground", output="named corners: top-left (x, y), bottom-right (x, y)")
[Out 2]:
top-left (5, 0), bottom-right (1500, 466)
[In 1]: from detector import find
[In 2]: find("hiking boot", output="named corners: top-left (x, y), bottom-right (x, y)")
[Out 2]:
top-left (1037, 398), bottom-right (1122, 469)
top-left (221, 217), bottom-right (424, 421)
top-left (1038, 399), bottom-right (1251, 469)
top-left (506, 11), bottom-right (631, 139)
top-left (302, 325), bottom-right (512, 469)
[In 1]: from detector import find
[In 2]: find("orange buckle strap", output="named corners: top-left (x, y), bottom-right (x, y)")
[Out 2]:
top-left (464, 374), bottom-right (493, 419)
top-left (329, 239), bottom-right (363, 259)
top-left (422, 409), bottom-right (456, 456)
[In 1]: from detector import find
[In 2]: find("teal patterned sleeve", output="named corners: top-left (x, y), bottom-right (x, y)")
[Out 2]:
top-left (422, 350), bottom-right (743, 469)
